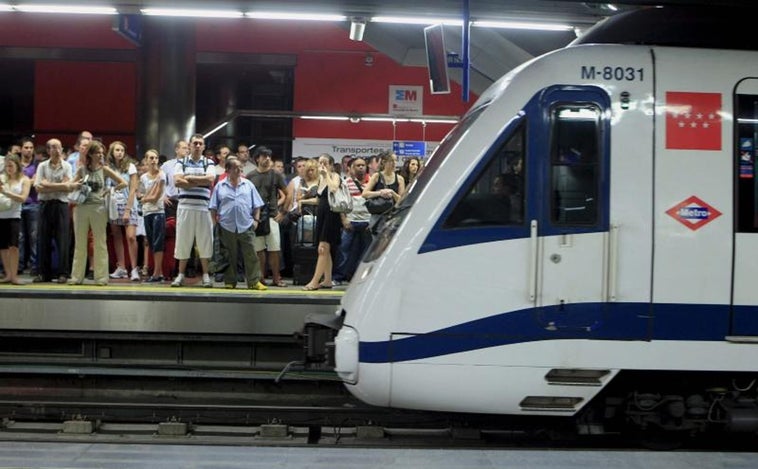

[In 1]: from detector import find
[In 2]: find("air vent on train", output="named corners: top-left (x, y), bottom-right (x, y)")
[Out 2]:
top-left (519, 396), bottom-right (583, 411)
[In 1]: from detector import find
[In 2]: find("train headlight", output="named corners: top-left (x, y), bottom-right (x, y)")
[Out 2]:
top-left (334, 326), bottom-right (359, 384)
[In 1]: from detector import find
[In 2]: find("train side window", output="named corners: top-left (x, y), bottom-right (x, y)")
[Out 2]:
top-left (736, 94), bottom-right (758, 232)
top-left (549, 105), bottom-right (601, 226)
top-left (443, 123), bottom-right (525, 228)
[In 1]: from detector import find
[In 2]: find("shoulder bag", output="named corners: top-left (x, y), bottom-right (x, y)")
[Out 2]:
top-left (67, 173), bottom-right (91, 205)
top-left (365, 174), bottom-right (394, 215)
top-left (328, 177), bottom-right (353, 213)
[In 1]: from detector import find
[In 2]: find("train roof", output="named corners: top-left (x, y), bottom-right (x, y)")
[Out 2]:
top-left (571, 6), bottom-right (758, 51)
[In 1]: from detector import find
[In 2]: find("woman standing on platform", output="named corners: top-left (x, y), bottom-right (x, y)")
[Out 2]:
top-left (302, 154), bottom-right (341, 291)
top-left (107, 141), bottom-right (140, 281)
top-left (399, 156), bottom-right (421, 187)
top-left (0, 155), bottom-right (31, 285)
top-left (68, 141), bottom-right (126, 286)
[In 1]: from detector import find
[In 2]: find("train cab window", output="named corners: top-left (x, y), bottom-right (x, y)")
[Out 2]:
top-left (549, 105), bottom-right (601, 225)
top-left (736, 94), bottom-right (758, 232)
top-left (443, 123), bottom-right (525, 228)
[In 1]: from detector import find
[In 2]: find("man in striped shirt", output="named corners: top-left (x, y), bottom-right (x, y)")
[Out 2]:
top-left (171, 133), bottom-right (216, 287)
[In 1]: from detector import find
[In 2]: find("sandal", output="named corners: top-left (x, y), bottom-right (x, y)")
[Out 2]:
top-left (302, 284), bottom-right (320, 291)
top-left (319, 282), bottom-right (333, 289)
top-left (273, 279), bottom-right (287, 288)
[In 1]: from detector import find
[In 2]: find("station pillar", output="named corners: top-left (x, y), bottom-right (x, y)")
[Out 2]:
top-left (136, 18), bottom-right (196, 158)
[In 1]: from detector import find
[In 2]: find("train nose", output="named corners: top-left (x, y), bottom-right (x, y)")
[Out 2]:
top-left (334, 326), bottom-right (359, 384)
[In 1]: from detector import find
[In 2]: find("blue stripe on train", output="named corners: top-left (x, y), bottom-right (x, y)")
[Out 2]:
top-left (357, 302), bottom-right (757, 364)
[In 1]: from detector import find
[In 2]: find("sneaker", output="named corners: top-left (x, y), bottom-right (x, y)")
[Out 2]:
top-left (214, 273), bottom-right (224, 283)
top-left (202, 273), bottom-right (213, 288)
top-left (110, 267), bottom-right (128, 279)
top-left (130, 267), bottom-right (141, 282)
top-left (145, 276), bottom-right (164, 283)
top-left (55, 275), bottom-right (68, 283)
top-left (171, 273), bottom-right (185, 287)
top-left (249, 281), bottom-right (268, 291)
top-left (32, 275), bottom-right (48, 283)
top-left (67, 279), bottom-right (82, 285)
top-left (85, 271), bottom-right (94, 280)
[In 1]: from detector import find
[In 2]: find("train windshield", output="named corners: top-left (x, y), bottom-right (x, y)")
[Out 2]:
top-left (399, 105), bottom-right (488, 209)
top-left (362, 106), bottom-right (487, 263)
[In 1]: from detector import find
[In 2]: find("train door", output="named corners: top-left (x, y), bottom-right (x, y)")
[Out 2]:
top-left (529, 87), bottom-right (611, 332)
top-left (732, 79), bottom-right (758, 337)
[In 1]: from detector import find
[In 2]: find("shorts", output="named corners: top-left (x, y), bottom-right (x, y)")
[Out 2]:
top-left (144, 213), bottom-right (166, 253)
top-left (0, 218), bottom-right (20, 249)
top-left (174, 208), bottom-right (213, 260)
top-left (253, 218), bottom-right (281, 252)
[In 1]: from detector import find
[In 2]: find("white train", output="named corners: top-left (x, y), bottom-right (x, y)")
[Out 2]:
top-left (308, 7), bottom-right (758, 436)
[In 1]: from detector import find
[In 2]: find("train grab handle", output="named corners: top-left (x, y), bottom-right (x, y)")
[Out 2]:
top-left (529, 219), bottom-right (538, 302)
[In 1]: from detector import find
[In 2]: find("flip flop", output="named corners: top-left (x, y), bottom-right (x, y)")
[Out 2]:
top-left (302, 284), bottom-right (320, 291)
top-left (319, 283), bottom-right (333, 289)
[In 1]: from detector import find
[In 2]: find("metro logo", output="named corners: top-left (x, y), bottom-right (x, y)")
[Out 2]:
top-left (665, 196), bottom-right (722, 231)
top-left (665, 91), bottom-right (722, 150)
top-left (395, 89), bottom-right (418, 101)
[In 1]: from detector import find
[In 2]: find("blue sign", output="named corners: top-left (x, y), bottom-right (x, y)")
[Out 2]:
top-left (112, 14), bottom-right (142, 46)
top-left (393, 141), bottom-right (426, 157)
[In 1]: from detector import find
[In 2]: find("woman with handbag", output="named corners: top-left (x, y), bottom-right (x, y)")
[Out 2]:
top-left (107, 141), bottom-right (141, 281)
top-left (0, 155), bottom-right (31, 285)
top-left (302, 154), bottom-right (341, 291)
top-left (362, 151), bottom-right (405, 225)
top-left (68, 141), bottom-right (126, 285)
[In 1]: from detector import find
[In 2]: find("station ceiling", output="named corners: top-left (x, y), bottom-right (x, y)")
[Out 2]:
top-left (15, 1), bottom-right (758, 95)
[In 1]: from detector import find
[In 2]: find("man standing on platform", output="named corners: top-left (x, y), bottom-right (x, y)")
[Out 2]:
top-left (171, 134), bottom-right (215, 287)
top-left (34, 138), bottom-right (73, 283)
top-left (209, 157), bottom-right (267, 291)
top-left (246, 146), bottom-right (288, 287)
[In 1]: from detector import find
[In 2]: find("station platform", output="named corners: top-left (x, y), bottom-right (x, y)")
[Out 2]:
top-left (0, 275), bottom-right (343, 336)
top-left (0, 441), bottom-right (754, 469)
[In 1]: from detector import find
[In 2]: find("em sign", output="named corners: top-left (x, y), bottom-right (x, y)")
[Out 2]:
top-left (389, 85), bottom-right (423, 117)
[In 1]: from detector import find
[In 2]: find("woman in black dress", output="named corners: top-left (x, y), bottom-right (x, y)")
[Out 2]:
top-left (303, 154), bottom-right (342, 291)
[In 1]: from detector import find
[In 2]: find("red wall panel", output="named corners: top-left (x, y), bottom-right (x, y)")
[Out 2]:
top-left (34, 61), bottom-right (136, 151)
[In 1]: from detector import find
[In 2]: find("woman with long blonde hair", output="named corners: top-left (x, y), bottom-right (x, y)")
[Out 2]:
top-left (0, 155), bottom-right (31, 285)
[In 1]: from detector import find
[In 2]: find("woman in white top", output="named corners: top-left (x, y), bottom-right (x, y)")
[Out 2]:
top-left (0, 155), bottom-right (31, 285)
top-left (107, 141), bottom-right (140, 281)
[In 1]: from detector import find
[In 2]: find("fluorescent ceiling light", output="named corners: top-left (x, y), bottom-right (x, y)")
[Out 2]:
top-left (246, 11), bottom-right (346, 21)
top-left (410, 118), bottom-right (459, 124)
top-left (15, 4), bottom-right (117, 14)
top-left (300, 115), bottom-right (349, 121)
top-left (0, 4), bottom-right (13, 12)
top-left (473, 20), bottom-right (574, 31)
top-left (203, 121), bottom-right (229, 139)
top-left (371, 16), bottom-right (462, 26)
top-left (141, 8), bottom-right (244, 18)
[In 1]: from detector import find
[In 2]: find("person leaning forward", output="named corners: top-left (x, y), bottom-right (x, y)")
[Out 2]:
top-left (209, 157), bottom-right (267, 291)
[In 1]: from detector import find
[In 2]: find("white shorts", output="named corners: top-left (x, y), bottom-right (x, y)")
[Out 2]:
top-left (253, 218), bottom-right (281, 252)
top-left (174, 208), bottom-right (213, 260)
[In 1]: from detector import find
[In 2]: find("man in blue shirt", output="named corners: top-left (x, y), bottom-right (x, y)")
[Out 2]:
top-left (209, 157), bottom-right (267, 291)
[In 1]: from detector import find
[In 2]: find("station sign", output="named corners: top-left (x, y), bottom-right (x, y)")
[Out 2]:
top-left (393, 141), bottom-right (426, 157)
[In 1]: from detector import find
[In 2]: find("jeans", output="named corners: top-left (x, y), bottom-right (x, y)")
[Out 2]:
top-left (334, 221), bottom-right (371, 282)
top-left (19, 203), bottom-right (39, 272)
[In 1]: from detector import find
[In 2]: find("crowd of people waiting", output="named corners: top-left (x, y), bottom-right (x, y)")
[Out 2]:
top-left (0, 130), bottom-right (424, 290)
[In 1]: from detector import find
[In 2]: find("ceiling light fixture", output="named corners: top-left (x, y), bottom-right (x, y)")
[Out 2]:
top-left (246, 11), bottom-right (346, 21)
top-left (0, 4), bottom-right (13, 12)
top-left (141, 8), bottom-right (244, 18)
top-left (371, 16), bottom-right (463, 26)
top-left (472, 20), bottom-right (574, 31)
top-left (349, 17), bottom-right (366, 41)
top-left (15, 4), bottom-right (117, 15)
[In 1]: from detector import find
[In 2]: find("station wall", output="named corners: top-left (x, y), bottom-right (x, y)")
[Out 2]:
top-left (0, 14), bottom-right (474, 152)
